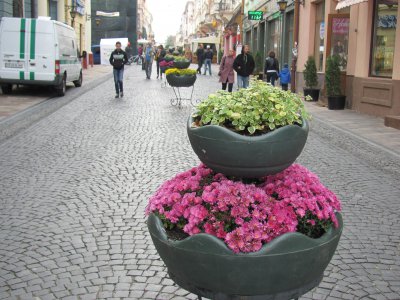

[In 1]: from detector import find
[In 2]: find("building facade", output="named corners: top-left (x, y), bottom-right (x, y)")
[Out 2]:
top-left (91, 0), bottom-right (137, 53)
top-left (137, 0), bottom-right (153, 41)
top-left (296, 0), bottom-right (399, 121)
top-left (0, 0), bottom-right (35, 19)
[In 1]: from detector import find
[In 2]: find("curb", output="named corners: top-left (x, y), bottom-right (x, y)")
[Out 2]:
top-left (0, 71), bottom-right (112, 143)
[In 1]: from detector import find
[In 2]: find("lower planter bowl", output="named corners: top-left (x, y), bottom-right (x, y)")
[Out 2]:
top-left (148, 212), bottom-right (343, 299)
top-left (173, 61), bottom-right (191, 69)
top-left (166, 74), bottom-right (197, 87)
top-left (187, 116), bottom-right (309, 178)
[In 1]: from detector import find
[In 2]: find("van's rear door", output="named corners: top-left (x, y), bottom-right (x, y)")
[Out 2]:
top-left (29, 19), bottom-right (56, 82)
top-left (0, 18), bottom-right (27, 80)
top-left (0, 18), bottom-right (55, 82)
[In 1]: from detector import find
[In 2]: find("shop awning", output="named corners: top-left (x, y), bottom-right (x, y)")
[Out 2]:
top-left (336, 0), bottom-right (368, 10)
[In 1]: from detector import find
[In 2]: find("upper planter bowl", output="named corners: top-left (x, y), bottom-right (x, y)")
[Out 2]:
top-left (173, 60), bottom-right (191, 69)
top-left (187, 116), bottom-right (309, 178)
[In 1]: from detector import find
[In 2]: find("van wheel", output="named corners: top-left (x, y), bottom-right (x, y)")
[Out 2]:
top-left (73, 71), bottom-right (82, 87)
top-left (56, 75), bottom-right (66, 97)
top-left (1, 84), bottom-right (13, 94)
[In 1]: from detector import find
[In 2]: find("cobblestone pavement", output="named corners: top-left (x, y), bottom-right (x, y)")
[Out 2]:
top-left (0, 64), bottom-right (399, 300)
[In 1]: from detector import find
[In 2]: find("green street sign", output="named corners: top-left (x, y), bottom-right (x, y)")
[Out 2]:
top-left (248, 11), bottom-right (263, 21)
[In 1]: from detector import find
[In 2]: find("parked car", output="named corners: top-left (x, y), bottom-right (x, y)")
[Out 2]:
top-left (91, 45), bottom-right (100, 65)
top-left (0, 16), bottom-right (82, 96)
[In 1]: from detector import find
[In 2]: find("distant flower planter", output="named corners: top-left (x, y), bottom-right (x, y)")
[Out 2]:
top-left (166, 74), bottom-right (197, 88)
top-left (147, 212), bottom-right (343, 299)
top-left (187, 116), bottom-right (309, 178)
top-left (173, 60), bottom-right (191, 69)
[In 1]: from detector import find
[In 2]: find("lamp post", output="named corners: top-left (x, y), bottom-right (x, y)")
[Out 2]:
top-left (69, 7), bottom-right (77, 27)
top-left (277, 0), bottom-right (287, 73)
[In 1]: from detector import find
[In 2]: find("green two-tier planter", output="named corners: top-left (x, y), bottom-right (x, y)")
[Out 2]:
top-left (187, 116), bottom-right (309, 178)
top-left (148, 212), bottom-right (343, 299)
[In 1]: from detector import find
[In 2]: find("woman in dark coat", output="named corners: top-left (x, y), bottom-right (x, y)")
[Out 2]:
top-left (219, 49), bottom-right (235, 92)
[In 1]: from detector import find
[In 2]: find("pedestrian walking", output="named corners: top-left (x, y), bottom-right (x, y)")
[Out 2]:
top-left (203, 45), bottom-right (213, 75)
top-left (144, 43), bottom-right (154, 79)
top-left (138, 44), bottom-right (144, 66)
top-left (125, 42), bottom-right (133, 64)
top-left (233, 45), bottom-right (255, 89)
top-left (279, 63), bottom-right (291, 91)
top-left (218, 49), bottom-right (235, 92)
top-left (109, 41), bottom-right (128, 98)
top-left (196, 44), bottom-right (204, 74)
top-left (264, 51), bottom-right (280, 86)
top-left (156, 45), bottom-right (167, 79)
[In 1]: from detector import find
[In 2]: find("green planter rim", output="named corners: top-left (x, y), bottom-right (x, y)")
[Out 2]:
top-left (148, 212), bottom-right (343, 256)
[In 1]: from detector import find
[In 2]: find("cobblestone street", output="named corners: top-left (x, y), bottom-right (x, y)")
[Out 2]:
top-left (0, 64), bottom-right (399, 300)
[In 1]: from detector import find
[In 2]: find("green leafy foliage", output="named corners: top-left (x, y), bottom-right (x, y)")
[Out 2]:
top-left (303, 56), bottom-right (318, 88)
top-left (192, 79), bottom-right (310, 135)
top-left (325, 55), bottom-right (342, 96)
top-left (165, 68), bottom-right (197, 76)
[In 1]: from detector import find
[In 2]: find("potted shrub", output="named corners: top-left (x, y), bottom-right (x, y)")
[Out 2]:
top-left (187, 79), bottom-right (310, 178)
top-left (165, 68), bottom-right (197, 87)
top-left (173, 56), bottom-right (191, 69)
top-left (147, 163), bottom-right (343, 299)
top-left (326, 55), bottom-right (346, 110)
top-left (254, 51), bottom-right (264, 80)
top-left (303, 56), bottom-right (320, 101)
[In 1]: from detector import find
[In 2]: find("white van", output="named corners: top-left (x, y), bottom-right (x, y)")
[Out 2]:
top-left (0, 17), bottom-right (82, 96)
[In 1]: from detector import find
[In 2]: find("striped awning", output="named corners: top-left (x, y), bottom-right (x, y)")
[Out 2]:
top-left (336, 0), bottom-right (368, 10)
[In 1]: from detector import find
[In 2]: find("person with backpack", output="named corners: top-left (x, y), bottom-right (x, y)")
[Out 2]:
top-left (233, 45), bottom-right (255, 89)
top-left (264, 50), bottom-right (280, 86)
top-left (279, 63), bottom-right (291, 91)
top-left (109, 41), bottom-right (128, 98)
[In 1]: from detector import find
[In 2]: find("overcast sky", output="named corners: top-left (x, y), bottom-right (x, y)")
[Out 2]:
top-left (146, 0), bottom-right (188, 44)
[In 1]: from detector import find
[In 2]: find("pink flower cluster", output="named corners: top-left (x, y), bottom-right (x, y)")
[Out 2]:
top-left (146, 164), bottom-right (341, 253)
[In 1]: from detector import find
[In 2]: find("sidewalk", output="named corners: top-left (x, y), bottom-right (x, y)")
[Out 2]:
top-left (304, 101), bottom-right (400, 158)
top-left (0, 64), bottom-right (111, 122)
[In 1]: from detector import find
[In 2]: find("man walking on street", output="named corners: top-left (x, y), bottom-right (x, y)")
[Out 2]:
top-left (233, 45), bottom-right (255, 89)
top-left (144, 43), bottom-right (154, 79)
top-left (203, 45), bottom-right (213, 75)
top-left (109, 41), bottom-right (128, 98)
top-left (196, 44), bottom-right (204, 74)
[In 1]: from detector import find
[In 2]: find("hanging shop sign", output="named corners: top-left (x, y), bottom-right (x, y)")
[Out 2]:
top-left (248, 11), bottom-right (263, 21)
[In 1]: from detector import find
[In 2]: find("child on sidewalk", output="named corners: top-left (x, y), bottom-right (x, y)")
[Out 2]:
top-left (279, 63), bottom-right (291, 91)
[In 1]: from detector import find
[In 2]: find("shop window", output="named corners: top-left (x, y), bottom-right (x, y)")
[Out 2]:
top-left (314, 1), bottom-right (325, 71)
top-left (328, 15), bottom-right (350, 71)
top-left (268, 18), bottom-right (280, 58)
top-left (370, 0), bottom-right (398, 78)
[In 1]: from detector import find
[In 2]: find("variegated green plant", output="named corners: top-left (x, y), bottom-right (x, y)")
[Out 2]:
top-left (192, 79), bottom-right (310, 135)
top-left (174, 56), bottom-right (190, 62)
